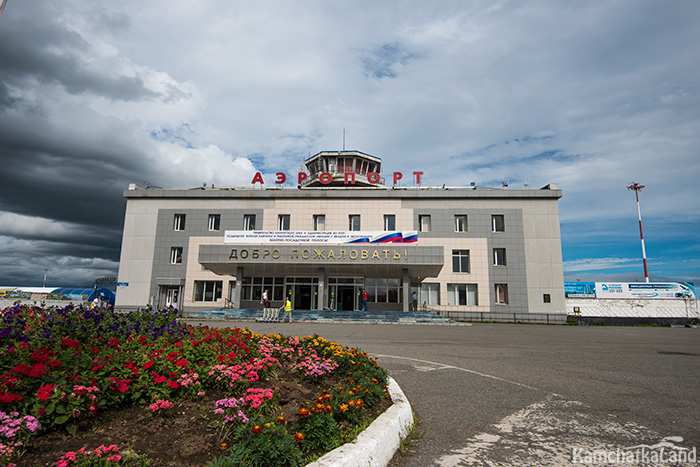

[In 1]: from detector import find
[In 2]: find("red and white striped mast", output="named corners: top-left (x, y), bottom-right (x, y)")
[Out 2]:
top-left (627, 182), bottom-right (649, 282)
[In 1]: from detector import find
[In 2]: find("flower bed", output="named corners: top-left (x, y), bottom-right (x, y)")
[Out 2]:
top-left (0, 304), bottom-right (390, 466)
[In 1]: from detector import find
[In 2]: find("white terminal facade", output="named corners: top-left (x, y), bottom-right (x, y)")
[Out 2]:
top-left (115, 150), bottom-right (565, 318)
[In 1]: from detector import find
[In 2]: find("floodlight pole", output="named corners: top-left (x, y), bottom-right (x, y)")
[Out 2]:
top-left (627, 182), bottom-right (649, 283)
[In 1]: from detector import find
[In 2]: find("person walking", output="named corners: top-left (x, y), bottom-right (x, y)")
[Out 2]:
top-left (262, 289), bottom-right (270, 308)
top-left (360, 288), bottom-right (368, 312)
top-left (412, 291), bottom-right (418, 311)
top-left (280, 296), bottom-right (293, 323)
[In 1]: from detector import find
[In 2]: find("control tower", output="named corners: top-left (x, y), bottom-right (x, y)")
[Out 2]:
top-left (302, 150), bottom-right (384, 187)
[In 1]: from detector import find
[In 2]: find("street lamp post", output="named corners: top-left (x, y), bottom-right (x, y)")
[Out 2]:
top-left (627, 182), bottom-right (649, 283)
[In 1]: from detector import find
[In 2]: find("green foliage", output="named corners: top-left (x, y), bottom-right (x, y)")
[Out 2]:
top-left (209, 420), bottom-right (304, 467)
top-left (294, 410), bottom-right (340, 453)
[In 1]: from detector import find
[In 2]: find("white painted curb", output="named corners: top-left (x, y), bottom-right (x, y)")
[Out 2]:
top-left (307, 377), bottom-right (413, 467)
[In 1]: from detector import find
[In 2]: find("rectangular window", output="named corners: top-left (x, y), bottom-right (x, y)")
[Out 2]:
top-left (243, 214), bottom-right (256, 230)
top-left (543, 293), bottom-right (551, 303)
top-left (447, 284), bottom-right (478, 306)
top-left (170, 247), bottom-right (183, 264)
top-left (365, 278), bottom-right (402, 303)
top-left (313, 215), bottom-right (325, 231)
top-left (193, 281), bottom-right (222, 302)
top-left (241, 277), bottom-right (284, 302)
top-left (494, 248), bottom-right (507, 266)
top-left (208, 214), bottom-right (221, 231)
top-left (419, 215), bottom-right (431, 232)
top-left (492, 214), bottom-right (505, 232)
top-left (278, 214), bottom-right (290, 231)
top-left (454, 215), bottom-right (468, 232)
top-left (419, 283), bottom-right (440, 306)
top-left (452, 250), bottom-right (470, 273)
top-left (173, 214), bottom-right (186, 231)
top-left (384, 215), bottom-right (396, 231)
top-left (495, 284), bottom-right (509, 304)
top-left (349, 215), bottom-right (361, 231)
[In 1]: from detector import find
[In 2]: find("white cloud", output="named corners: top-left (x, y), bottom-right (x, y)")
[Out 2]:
top-left (564, 257), bottom-right (638, 273)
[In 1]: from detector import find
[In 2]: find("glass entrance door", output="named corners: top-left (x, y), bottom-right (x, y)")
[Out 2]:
top-left (163, 286), bottom-right (180, 309)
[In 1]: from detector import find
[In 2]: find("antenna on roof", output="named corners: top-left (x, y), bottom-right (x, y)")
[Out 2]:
top-left (524, 170), bottom-right (528, 187)
top-left (342, 129), bottom-right (346, 151)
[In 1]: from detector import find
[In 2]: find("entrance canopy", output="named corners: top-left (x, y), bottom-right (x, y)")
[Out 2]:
top-left (199, 244), bottom-right (444, 282)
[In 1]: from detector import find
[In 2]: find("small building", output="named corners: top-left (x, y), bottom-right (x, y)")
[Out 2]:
top-left (115, 150), bottom-right (565, 319)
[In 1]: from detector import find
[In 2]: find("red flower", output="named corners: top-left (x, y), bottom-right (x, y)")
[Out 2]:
top-left (28, 363), bottom-right (47, 378)
top-left (138, 336), bottom-right (147, 344)
top-left (37, 384), bottom-right (54, 401)
top-left (0, 391), bottom-right (23, 403)
top-left (143, 360), bottom-right (155, 370)
top-left (108, 338), bottom-right (119, 346)
top-left (153, 374), bottom-right (166, 384)
top-left (12, 363), bottom-right (29, 375)
top-left (251, 425), bottom-right (262, 434)
top-left (48, 360), bottom-right (62, 367)
top-left (61, 338), bottom-right (79, 349)
top-left (167, 380), bottom-right (179, 389)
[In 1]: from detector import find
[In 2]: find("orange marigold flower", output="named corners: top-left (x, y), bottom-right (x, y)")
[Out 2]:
top-left (252, 425), bottom-right (263, 434)
top-left (324, 404), bottom-right (332, 413)
top-left (348, 400), bottom-right (355, 408)
top-left (340, 403), bottom-right (348, 413)
top-left (276, 416), bottom-right (286, 424)
top-left (371, 378), bottom-right (379, 384)
top-left (357, 399), bottom-right (364, 408)
top-left (294, 432), bottom-right (304, 443)
top-left (298, 408), bottom-right (310, 418)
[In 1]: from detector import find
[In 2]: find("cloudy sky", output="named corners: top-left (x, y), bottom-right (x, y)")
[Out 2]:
top-left (0, 1), bottom-right (698, 288)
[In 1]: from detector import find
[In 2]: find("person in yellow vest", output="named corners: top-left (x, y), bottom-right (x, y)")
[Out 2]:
top-left (280, 297), bottom-right (292, 323)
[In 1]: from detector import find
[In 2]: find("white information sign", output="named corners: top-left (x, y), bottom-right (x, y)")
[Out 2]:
top-left (224, 230), bottom-right (418, 244)
top-left (596, 282), bottom-right (695, 299)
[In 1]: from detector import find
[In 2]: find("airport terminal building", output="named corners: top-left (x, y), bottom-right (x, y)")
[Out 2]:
top-left (115, 151), bottom-right (565, 317)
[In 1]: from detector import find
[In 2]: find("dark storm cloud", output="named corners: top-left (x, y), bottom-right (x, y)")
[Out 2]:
top-left (0, 5), bottom-right (159, 103)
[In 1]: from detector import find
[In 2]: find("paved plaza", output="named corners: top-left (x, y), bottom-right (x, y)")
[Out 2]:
top-left (187, 320), bottom-right (700, 466)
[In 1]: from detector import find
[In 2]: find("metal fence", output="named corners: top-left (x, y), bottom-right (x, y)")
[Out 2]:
top-left (437, 310), bottom-right (567, 324)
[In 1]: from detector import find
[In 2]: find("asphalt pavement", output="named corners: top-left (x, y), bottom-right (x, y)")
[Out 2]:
top-left (186, 320), bottom-right (700, 466)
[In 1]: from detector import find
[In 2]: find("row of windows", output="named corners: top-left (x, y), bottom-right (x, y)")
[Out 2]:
top-left (173, 214), bottom-right (221, 231)
top-left (173, 213), bottom-right (507, 233)
top-left (192, 279), bottom-right (512, 305)
top-left (450, 248), bottom-right (507, 272)
top-left (422, 283), bottom-right (509, 306)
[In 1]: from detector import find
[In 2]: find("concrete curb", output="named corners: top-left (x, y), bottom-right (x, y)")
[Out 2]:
top-left (307, 377), bottom-right (413, 467)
